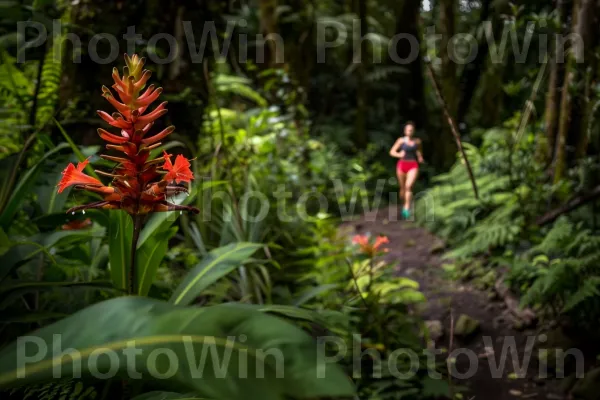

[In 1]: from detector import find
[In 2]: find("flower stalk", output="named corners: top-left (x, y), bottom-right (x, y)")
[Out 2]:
top-left (130, 214), bottom-right (143, 295)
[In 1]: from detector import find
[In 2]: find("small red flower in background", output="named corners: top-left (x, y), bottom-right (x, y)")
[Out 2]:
top-left (57, 54), bottom-right (198, 216)
top-left (352, 234), bottom-right (390, 257)
top-left (61, 218), bottom-right (92, 230)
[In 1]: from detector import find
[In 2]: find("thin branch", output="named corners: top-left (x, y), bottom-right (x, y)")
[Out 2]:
top-left (447, 308), bottom-right (455, 400)
top-left (515, 53), bottom-right (548, 144)
top-left (537, 185), bottom-right (600, 226)
top-left (29, 46), bottom-right (46, 129)
top-left (424, 59), bottom-right (479, 199)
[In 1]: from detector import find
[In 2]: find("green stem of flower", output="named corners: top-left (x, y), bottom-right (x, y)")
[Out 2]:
top-left (129, 214), bottom-right (143, 295)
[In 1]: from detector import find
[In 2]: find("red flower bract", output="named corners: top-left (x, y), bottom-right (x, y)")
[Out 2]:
top-left (57, 54), bottom-right (198, 216)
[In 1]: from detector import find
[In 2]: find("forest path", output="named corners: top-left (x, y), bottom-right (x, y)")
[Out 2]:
top-left (341, 206), bottom-right (563, 400)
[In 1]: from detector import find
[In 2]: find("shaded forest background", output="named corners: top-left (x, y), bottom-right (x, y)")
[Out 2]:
top-left (6, 0), bottom-right (600, 181)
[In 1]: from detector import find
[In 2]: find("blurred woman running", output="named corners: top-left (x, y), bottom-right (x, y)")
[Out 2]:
top-left (389, 121), bottom-right (424, 219)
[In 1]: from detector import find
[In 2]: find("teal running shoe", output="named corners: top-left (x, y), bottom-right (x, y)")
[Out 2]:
top-left (401, 208), bottom-right (410, 219)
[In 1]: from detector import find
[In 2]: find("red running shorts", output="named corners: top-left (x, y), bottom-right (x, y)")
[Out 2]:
top-left (397, 160), bottom-right (419, 174)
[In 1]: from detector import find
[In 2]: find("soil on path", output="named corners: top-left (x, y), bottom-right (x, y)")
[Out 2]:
top-left (342, 206), bottom-right (564, 400)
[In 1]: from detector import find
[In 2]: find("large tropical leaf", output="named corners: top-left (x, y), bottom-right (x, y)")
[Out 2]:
top-left (170, 242), bottom-right (263, 306)
top-left (0, 297), bottom-right (355, 400)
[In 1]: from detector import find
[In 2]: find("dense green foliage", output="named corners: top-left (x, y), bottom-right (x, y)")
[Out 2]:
top-left (417, 121), bottom-right (600, 331)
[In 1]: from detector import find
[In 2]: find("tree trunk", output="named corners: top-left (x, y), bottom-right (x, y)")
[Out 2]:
top-left (168, 5), bottom-right (185, 80)
top-left (539, 0), bottom-right (568, 165)
top-left (435, 0), bottom-right (459, 169)
top-left (353, 0), bottom-right (368, 149)
top-left (539, 48), bottom-right (560, 164)
top-left (456, 0), bottom-right (503, 124)
top-left (258, 0), bottom-right (284, 68)
top-left (576, 65), bottom-right (596, 159)
top-left (395, 0), bottom-right (425, 127)
top-left (553, 0), bottom-right (580, 184)
top-left (439, 0), bottom-right (458, 116)
top-left (575, 0), bottom-right (600, 158)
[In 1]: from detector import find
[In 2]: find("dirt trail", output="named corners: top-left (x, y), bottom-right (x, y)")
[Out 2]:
top-left (343, 207), bottom-right (563, 400)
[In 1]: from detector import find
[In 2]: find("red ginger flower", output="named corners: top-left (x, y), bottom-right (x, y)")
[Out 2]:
top-left (352, 234), bottom-right (390, 257)
top-left (57, 54), bottom-right (198, 216)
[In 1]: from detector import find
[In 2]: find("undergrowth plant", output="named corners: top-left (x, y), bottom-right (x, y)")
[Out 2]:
top-left (290, 226), bottom-right (449, 400)
top-left (508, 217), bottom-right (600, 326)
top-left (417, 119), bottom-right (600, 330)
top-left (415, 124), bottom-right (544, 260)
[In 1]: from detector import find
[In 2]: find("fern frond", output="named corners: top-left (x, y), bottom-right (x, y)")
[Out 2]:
top-left (34, 4), bottom-right (71, 128)
top-left (214, 74), bottom-right (267, 107)
top-left (562, 277), bottom-right (600, 313)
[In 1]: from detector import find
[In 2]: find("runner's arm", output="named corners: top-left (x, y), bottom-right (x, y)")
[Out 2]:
top-left (416, 139), bottom-right (424, 163)
top-left (389, 138), bottom-right (404, 158)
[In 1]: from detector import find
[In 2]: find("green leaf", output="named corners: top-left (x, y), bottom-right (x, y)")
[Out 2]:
top-left (420, 376), bottom-right (450, 398)
top-left (137, 180), bottom-right (226, 249)
top-left (0, 297), bottom-right (355, 400)
top-left (90, 243), bottom-right (109, 274)
top-left (214, 74), bottom-right (267, 107)
top-left (562, 278), bottom-right (600, 312)
top-left (292, 284), bottom-right (338, 306)
top-left (170, 242), bottom-right (263, 306)
top-left (231, 304), bottom-right (346, 329)
top-left (53, 119), bottom-right (99, 179)
top-left (137, 190), bottom-right (195, 249)
top-left (137, 228), bottom-right (175, 296)
top-left (0, 227), bottom-right (10, 256)
top-left (0, 312), bottom-right (68, 323)
top-left (0, 229), bottom-right (99, 282)
top-left (0, 142), bottom-right (69, 229)
top-left (108, 210), bottom-right (132, 291)
top-left (35, 163), bottom-right (71, 215)
top-left (0, 280), bottom-right (117, 308)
